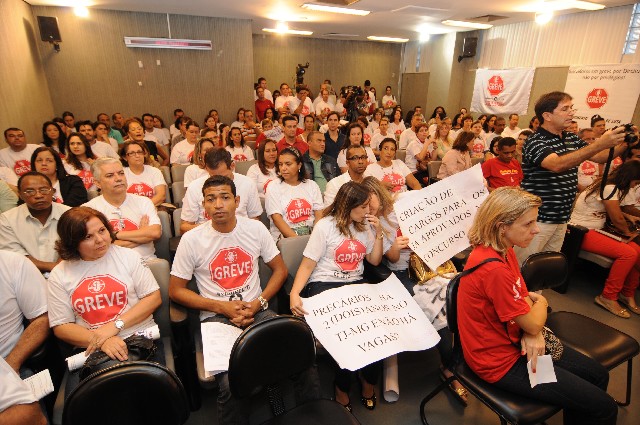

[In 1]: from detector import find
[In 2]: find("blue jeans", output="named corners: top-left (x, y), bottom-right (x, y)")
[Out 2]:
top-left (493, 345), bottom-right (617, 425)
top-left (208, 310), bottom-right (321, 425)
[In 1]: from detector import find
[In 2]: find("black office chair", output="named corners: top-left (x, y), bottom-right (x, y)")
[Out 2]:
top-left (521, 251), bottom-right (640, 406)
top-left (62, 361), bottom-right (189, 425)
top-left (419, 270), bottom-right (561, 425)
top-left (228, 315), bottom-right (360, 425)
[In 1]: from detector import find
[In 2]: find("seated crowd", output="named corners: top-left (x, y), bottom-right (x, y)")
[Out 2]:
top-left (1, 79), bottom-right (638, 425)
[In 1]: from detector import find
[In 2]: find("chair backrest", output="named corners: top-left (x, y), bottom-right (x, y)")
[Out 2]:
top-left (171, 164), bottom-right (189, 183)
top-left (173, 208), bottom-right (182, 237)
top-left (395, 149), bottom-right (406, 162)
top-left (259, 197), bottom-right (270, 229)
top-left (63, 361), bottom-right (189, 425)
top-left (171, 181), bottom-right (186, 207)
top-left (87, 190), bottom-right (100, 200)
top-left (277, 235), bottom-right (311, 295)
top-left (154, 211), bottom-right (172, 262)
top-left (520, 251), bottom-right (569, 292)
top-left (471, 157), bottom-right (483, 166)
top-left (446, 273), bottom-right (463, 336)
top-left (147, 258), bottom-right (172, 338)
top-left (427, 161), bottom-right (441, 180)
top-left (234, 159), bottom-right (258, 176)
top-left (160, 165), bottom-right (172, 185)
top-left (245, 141), bottom-right (257, 152)
top-left (228, 316), bottom-right (316, 399)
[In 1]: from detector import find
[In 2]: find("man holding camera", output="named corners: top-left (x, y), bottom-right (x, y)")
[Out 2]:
top-left (515, 91), bottom-right (627, 264)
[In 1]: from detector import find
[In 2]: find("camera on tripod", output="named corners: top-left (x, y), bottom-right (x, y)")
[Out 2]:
top-left (296, 62), bottom-right (309, 84)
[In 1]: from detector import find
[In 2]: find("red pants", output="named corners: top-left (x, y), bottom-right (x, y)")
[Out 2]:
top-left (581, 230), bottom-right (640, 300)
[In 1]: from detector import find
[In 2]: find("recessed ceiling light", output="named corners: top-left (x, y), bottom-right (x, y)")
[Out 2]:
top-left (301, 3), bottom-right (370, 16)
top-left (518, 1), bottom-right (605, 12)
top-left (74, 6), bottom-right (89, 18)
top-left (367, 36), bottom-right (409, 43)
top-left (535, 11), bottom-right (554, 25)
top-left (262, 28), bottom-right (313, 36)
top-left (442, 20), bottom-right (493, 29)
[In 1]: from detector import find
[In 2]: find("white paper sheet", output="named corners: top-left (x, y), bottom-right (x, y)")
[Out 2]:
top-left (527, 355), bottom-right (557, 388)
top-left (23, 369), bottom-right (54, 400)
top-left (201, 322), bottom-right (243, 375)
top-left (303, 273), bottom-right (440, 371)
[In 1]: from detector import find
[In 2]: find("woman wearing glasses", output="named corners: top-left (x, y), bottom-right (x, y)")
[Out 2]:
top-left (120, 141), bottom-right (167, 207)
top-left (31, 147), bottom-right (87, 207)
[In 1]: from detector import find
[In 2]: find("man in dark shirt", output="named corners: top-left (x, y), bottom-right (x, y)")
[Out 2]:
top-left (302, 131), bottom-right (338, 194)
top-left (323, 112), bottom-right (345, 160)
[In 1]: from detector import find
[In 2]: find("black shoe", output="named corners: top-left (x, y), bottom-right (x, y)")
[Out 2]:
top-left (360, 391), bottom-right (376, 410)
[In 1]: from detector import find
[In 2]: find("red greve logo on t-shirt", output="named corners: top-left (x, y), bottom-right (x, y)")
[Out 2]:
top-left (586, 88), bottom-right (608, 109)
top-left (363, 134), bottom-right (371, 146)
top-left (382, 173), bottom-right (405, 192)
top-left (394, 129), bottom-right (402, 136)
top-left (472, 142), bottom-right (484, 154)
top-left (488, 75), bottom-right (504, 96)
top-left (580, 161), bottom-right (597, 176)
top-left (334, 239), bottom-right (366, 272)
top-left (263, 179), bottom-right (273, 194)
top-left (71, 275), bottom-right (128, 327)
top-left (209, 247), bottom-right (253, 289)
top-left (233, 154), bottom-right (248, 162)
top-left (128, 183), bottom-right (154, 198)
top-left (109, 218), bottom-right (139, 232)
top-left (14, 160), bottom-right (30, 176)
top-left (286, 198), bottom-right (312, 223)
top-left (78, 170), bottom-right (94, 189)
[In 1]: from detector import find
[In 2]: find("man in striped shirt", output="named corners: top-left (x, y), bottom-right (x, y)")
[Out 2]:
top-left (516, 91), bottom-right (626, 264)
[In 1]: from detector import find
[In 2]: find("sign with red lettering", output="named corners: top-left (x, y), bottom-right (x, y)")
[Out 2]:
top-left (109, 218), bottom-right (139, 232)
top-left (334, 239), bottom-right (366, 272)
top-left (14, 160), bottom-right (30, 176)
top-left (487, 75), bottom-right (504, 96)
top-left (286, 198), bottom-right (312, 223)
top-left (209, 247), bottom-right (254, 289)
top-left (586, 88), bottom-right (608, 109)
top-left (382, 173), bottom-right (405, 192)
top-left (127, 183), bottom-right (154, 198)
top-left (71, 275), bottom-right (128, 327)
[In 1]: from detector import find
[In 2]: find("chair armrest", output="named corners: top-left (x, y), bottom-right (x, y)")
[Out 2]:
top-left (363, 260), bottom-right (392, 283)
top-left (170, 301), bottom-right (188, 325)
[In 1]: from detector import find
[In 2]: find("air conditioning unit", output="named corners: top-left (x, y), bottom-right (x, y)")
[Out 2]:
top-left (124, 37), bottom-right (212, 50)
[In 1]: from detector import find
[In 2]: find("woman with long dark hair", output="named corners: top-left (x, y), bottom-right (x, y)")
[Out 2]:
top-left (42, 121), bottom-right (66, 156)
top-left (247, 139), bottom-right (278, 198)
top-left (31, 146), bottom-right (87, 206)
top-left (63, 133), bottom-right (97, 191)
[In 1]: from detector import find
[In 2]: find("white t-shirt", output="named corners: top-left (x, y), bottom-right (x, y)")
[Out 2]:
top-left (265, 179), bottom-right (323, 241)
top-left (398, 128), bottom-right (417, 150)
top-left (0, 167), bottom-right (18, 186)
top-left (149, 127), bottom-right (170, 147)
top-left (183, 165), bottom-right (208, 188)
top-left (381, 95), bottom-right (397, 115)
top-left (181, 173), bottom-right (263, 224)
top-left (225, 146), bottom-right (255, 162)
top-left (170, 139), bottom-right (196, 165)
top-left (64, 160), bottom-right (96, 191)
top-left (577, 160), bottom-right (600, 190)
top-left (370, 132), bottom-right (393, 151)
top-left (569, 184), bottom-right (619, 230)
top-left (501, 127), bottom-right (522, 139)
top-left (124, 165), bottom-right (166, 199)
top-left (246, 163), bottom-right (277, 199)
top-left (303, 216), bottom-right (375, 283)
top-left (171, 217), bottom-right (279, 321)
top-left (0, 357), bottom-right (37, 412)
top-left (84, 194), bottom-right (160, 260)
top-left (169, 124), bottom-right (180, 139)
top-left (388, 122), bottom-right (406, 140)
top-left (323, 172), bottom-right (352, 207)
top-left (406, 139), bottom-right (429, 173)
top-left (289, 96), bottom-right (314, 128)
top-left (48, 245), bottom-right (159, 337)
top-left (315, 101), bottom-right (334, 117)
top-left (363, 161), bottom-right (413, 193)
top-left (0, 145), bottom-right (38, 177)
top-left (337, 146), bottom-right (376, 169)
top-left (381, 210), bottom-right (411, 272)
top-left (274, 95), bottom-right (296, 115)
top-left (90, 141), bottom-right (118, 159)
top-left (0, 252), bottom-right (47, 358)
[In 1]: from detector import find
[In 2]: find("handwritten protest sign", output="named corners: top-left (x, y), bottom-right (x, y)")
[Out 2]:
top-left (303, 274), bottom-right (440, 371)
top-left (393, 165), bottom-right (488, 270)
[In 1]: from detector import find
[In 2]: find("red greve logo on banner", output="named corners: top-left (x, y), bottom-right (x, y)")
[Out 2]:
top-left (71, 275), bottom-right (128, 327)
top-left (286, 198), bottom-right (312, 223)
top-left (488, 76), bottom-right (505, 96)
top-left (14, 160), bottom-right (30, 176)
top-left (334, 239), bottom-right (366, 271)
top-left (586, 89), bottom-right (608, 109)
top-left (209, 247), bottom-right (253, 289)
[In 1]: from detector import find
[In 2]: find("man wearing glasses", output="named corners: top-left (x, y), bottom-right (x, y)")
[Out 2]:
top-left (323, 145), bottom-right (368, 207)
top-left (0, 171), bottom-right (70, 274)
top-left (516, 91), bottom-right (627, 264)
top-left (84, 157), bottom-right (161, 260)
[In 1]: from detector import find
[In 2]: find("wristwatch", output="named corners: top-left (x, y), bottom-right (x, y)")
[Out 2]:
top-left (114, 319), bottom-right (125, 332)
top-left (258, 296), bottom-right (268, 311)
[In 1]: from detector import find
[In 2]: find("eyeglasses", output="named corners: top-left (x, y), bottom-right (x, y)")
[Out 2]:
top-left (348, 155), bottom-right (368, 161)
top-left (22, 187), bottom-right (54, 197)
top-left (126, 151), bottom-right (145, 157)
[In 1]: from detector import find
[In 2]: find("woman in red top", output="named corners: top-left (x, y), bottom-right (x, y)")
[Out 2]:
top-left (459, 187), bottom-right (617, 425)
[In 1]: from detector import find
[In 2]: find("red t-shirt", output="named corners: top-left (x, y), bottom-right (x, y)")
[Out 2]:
top-left (276, 136), bottom-right (309, 155)
top-left (255, 99), bottom-right (274, 121)
top-left (481, 158), bottom-right (523, 190)
top-left (458, 246), bottom-right (530, 383)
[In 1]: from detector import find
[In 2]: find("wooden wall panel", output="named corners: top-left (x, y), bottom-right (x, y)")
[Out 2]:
top-left (0, 0), bottom-right (55, 148)
top-left (400, 73), bottom-right (429, 113)
top-left (252, 34), bottom-right (402, 99)
top-left (30, 6), bottom-right (254, 126)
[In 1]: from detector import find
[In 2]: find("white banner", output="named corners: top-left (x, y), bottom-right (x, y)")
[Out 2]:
top-left (564, 64), bottom-right (640, 130)
top-left (303, 274), bottom-right (440, 371)
top-left (471, 68), bottom-right (535, 115)
top-left (393, 165), bottom-right (488, 270)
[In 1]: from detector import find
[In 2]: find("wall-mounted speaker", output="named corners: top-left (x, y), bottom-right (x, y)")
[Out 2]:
top-left (37, 16), bottom-right (61, 43)
top-left (462, 37), bottom-right (478, 58)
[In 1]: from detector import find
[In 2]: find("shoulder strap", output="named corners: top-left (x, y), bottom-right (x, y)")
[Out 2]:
top-left (458, 257), bottom-right (502, 278)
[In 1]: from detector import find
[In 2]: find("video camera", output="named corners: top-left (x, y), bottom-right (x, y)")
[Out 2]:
top-left (296, 62), bottom-right (309, 84)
